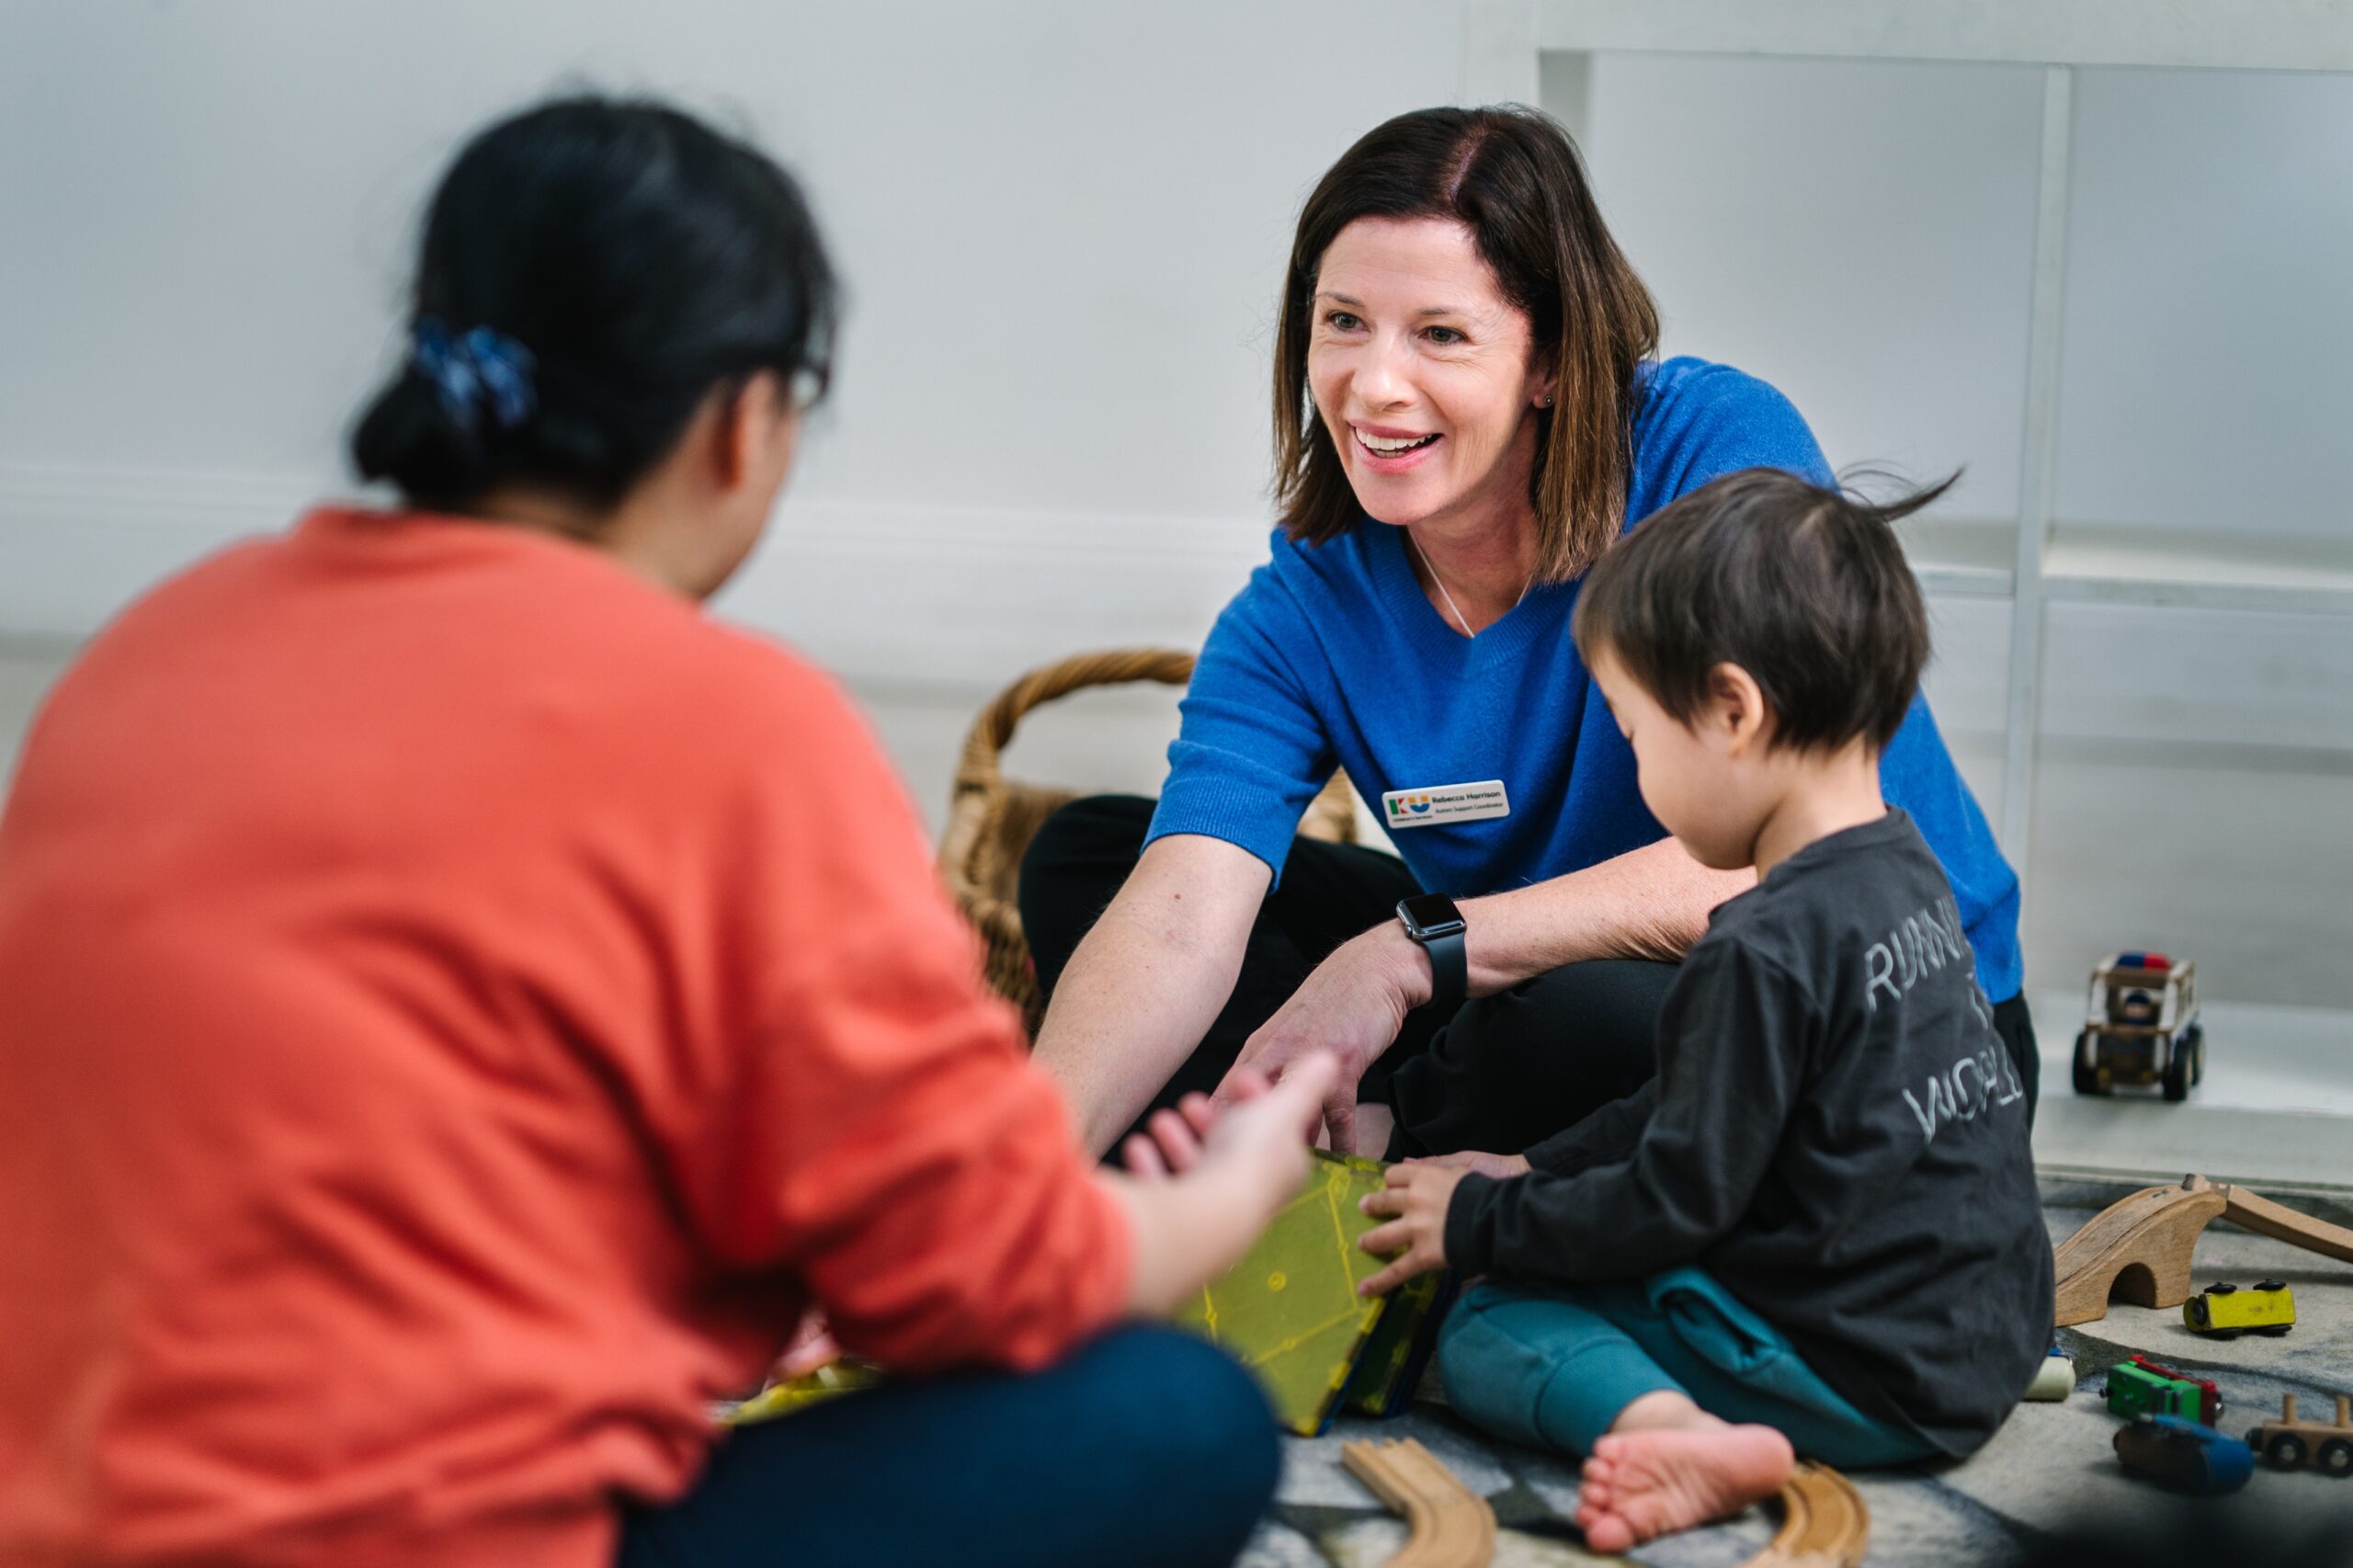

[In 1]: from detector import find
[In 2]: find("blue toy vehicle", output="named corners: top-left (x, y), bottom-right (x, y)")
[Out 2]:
top-left (2114, 1414), bottom-right (2255, 1494)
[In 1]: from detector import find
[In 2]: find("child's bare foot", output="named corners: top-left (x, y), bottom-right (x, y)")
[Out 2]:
top-left (1574, 1424), bottom-right (1794, 1553)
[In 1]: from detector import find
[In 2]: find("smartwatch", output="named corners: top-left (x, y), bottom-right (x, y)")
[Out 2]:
top-left (1395, 892), bottom-right (1468, 1014)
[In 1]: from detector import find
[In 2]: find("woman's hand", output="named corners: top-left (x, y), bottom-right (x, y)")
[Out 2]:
top-left (1217, 925), bottom-right (1429, 1156)
top-left (1199, 1059), bottom-right (1332, 1190)
top-left (770, 1307), bottom-right (841, 1381)
top-left (1107, 1054), bottom-right (1339, 1316)
top-left (1124, 1067), bottom-right (1281, 1181)
top-left (1357, 1162), bottom-right (1468, 1296)
top-left (1125, 1065), bottom-right (1324, 1187)
top-left (1120, 1090), bottom-right (1219, 1181)
top-left (1408, 1149), bottom-right (1530, 1180)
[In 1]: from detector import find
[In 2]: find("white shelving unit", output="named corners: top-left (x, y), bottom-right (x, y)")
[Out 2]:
top-left (1449, 1), bottom-right (2353, 1172)
top-left (1461, 0), bottom-right (2353, 870)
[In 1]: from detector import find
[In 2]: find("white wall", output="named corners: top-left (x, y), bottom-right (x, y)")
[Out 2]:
top-left (0, 0), bottom-right (1473, 654)
top-left (1569, 54), bottom-right (2353, 541)
top-left (1565, 51), bottom-right (2353, 1009)
top-left (4, 6), bottom-right (2350, 1008)
top-left (1574, 53), bottom-right (2048, 522)
top-left (2059, 67), bottom-right (2353, 540)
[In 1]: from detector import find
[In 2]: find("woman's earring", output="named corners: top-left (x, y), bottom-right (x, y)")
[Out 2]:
top-left (1538, 393), bottom-right (1553, 408)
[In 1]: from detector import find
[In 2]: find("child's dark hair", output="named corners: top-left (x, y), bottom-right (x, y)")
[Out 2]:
top-left (1572, 467), bottom-right (1951, 752)
top-left (351, 95), bottom-right (837, 511)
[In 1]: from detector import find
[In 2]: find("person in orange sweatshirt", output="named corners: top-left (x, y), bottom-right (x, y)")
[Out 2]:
top-left (0, 96), bottom-right (1330, 1568)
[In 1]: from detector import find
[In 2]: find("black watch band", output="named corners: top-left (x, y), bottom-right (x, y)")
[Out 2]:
top-left (1395, 893), bottom-right (1468, 1014)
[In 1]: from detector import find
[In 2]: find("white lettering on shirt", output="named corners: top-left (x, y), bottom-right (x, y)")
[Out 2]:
top-left (1863, 896), bottom-right (1971, 1013)
top-left (1865, 894), bottom-right (2021, 1142)
top-left (1902, 1030), bottom-right (2028, 1142)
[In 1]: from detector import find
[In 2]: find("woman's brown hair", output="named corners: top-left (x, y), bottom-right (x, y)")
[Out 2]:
top-left (1272, 105), bottom-right (1658, 582)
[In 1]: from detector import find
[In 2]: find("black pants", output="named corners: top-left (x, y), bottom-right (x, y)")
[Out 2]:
top-left (1018, 795), bottom-right (2039, 1156)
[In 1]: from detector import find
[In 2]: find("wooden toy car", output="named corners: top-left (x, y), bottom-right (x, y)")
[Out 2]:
top-left (2114, 1414), bottom-right (2255, 1494)
top-left (2074, 952), bottom-right (2203, 1100)
top-left (2183, 1279), bottom-right (2296, 1338)
top-left (2105, 1356), bottom-right (2224, 1426)
top-left (2245, 1393), bottom-right (2353, 1477)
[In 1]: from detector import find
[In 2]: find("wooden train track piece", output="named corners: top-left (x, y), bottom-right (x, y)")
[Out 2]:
top-left (1741, 1461), bottom-right (1870, 1568)
top-left (1340, 1437), bottom-right (1496, 1568)
top-left (2052, 1173), bottom-right (2353, 1327)
top-left (2198, 1176), bottom-right (2353, 1266)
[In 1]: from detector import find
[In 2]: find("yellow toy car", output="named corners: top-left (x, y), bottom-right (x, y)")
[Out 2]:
top-left (2183, 1279), bottom-right (2295, 1338)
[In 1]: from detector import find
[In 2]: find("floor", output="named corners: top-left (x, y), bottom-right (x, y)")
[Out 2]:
top-left (1245, 1176), bottom-right (2353, 1566)
top-left (8, 642), bottom-right (2353, 1564)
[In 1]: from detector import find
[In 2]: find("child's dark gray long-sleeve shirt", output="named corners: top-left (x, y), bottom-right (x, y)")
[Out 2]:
top-left (1443, 810), bottom-right (2052, 1454)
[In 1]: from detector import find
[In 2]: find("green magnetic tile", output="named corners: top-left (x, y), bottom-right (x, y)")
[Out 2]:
top-left (1175, 1150), bottom-right (1393, 1435)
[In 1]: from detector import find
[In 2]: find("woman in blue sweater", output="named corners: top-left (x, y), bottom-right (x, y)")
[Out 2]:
top-left (1022, 105), bottom-right (2028, 1165)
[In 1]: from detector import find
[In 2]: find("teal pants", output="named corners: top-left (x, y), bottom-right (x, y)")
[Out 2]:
top-left (1436, 1267), bottom-right (1939, 1469)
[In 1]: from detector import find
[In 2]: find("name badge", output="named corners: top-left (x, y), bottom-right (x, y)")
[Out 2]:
top-left (1380, 779), bottom-right (1510, 829)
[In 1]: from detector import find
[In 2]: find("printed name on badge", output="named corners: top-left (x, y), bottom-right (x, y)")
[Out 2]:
top-left (1379, 780), bottom-right (1510, 829)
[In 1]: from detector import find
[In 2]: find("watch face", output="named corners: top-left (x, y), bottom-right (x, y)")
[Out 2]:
top-left (1397, 892), bottom-right (1465, 939)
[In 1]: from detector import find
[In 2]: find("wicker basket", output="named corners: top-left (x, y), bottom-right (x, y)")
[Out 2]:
top-left (938, 647), bottom-right (1358, 1034)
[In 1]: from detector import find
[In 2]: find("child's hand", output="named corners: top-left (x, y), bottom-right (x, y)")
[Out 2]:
top-left (1408, 1149), bottom-right (1531, 1180)
top-left (1357, 1162), bottom-right (1468, 1296)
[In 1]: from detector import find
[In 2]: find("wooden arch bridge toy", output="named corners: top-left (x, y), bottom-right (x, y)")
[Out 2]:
top-left (2054, 1174), bottom-right (2353, 1326)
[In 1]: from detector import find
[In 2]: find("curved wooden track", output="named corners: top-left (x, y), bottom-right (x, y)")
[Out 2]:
top-left (1743, 1462), bottom-right (1870, 1568)
top-left (1341, 1437), bottom-right (1496, 1568)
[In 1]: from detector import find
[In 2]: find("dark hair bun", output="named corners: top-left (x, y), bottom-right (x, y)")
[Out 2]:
top-left (348, 95), bottom-right (836, 511)
top-left (352, 364), bottom-right (495, 503)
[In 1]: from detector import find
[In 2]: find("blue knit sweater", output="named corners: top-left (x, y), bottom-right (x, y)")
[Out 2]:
top-left (1147, 356), bottom-right (2023, 1001)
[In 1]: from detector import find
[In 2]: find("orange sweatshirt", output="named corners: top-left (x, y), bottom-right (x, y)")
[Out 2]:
top-left (0, 509), bottom-right (1131, 1568)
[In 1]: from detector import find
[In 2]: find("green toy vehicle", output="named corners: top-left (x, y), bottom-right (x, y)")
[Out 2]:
top-left (2105, 1357), bottom-right (2223, 1426)
top-left (2074, 952), bottom-right (2203, 1100)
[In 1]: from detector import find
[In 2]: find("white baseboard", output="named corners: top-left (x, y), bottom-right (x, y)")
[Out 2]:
top-left (0, 462), bottom-right (1275, 689)
top-left (0, 464), bottom-right (324, 640)
top-left (8, 461), bottom-right (2353, 750)
top-left (719, 497), bottom-right (1270, 690)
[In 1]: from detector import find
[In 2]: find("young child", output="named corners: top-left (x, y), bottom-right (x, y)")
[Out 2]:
top-left (1356, 467), bottom-right (2053, 1551)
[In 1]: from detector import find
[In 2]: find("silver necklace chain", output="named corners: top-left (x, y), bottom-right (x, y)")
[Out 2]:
top-left (1407, 531), bottom-right (1532, 638)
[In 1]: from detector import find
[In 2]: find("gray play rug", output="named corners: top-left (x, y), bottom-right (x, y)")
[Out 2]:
top-left (1235, 1175), bottom-right (2353, 1566)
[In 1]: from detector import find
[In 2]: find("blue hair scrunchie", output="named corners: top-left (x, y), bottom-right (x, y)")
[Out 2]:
top-left (411, 318), bottom-right (539, 436)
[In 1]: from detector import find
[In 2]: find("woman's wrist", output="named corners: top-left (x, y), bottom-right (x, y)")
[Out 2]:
top-left (1103, 1136), bottom-right (1308, 1315)
top-left (1363, 920), bottom-right (1437, 1011)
